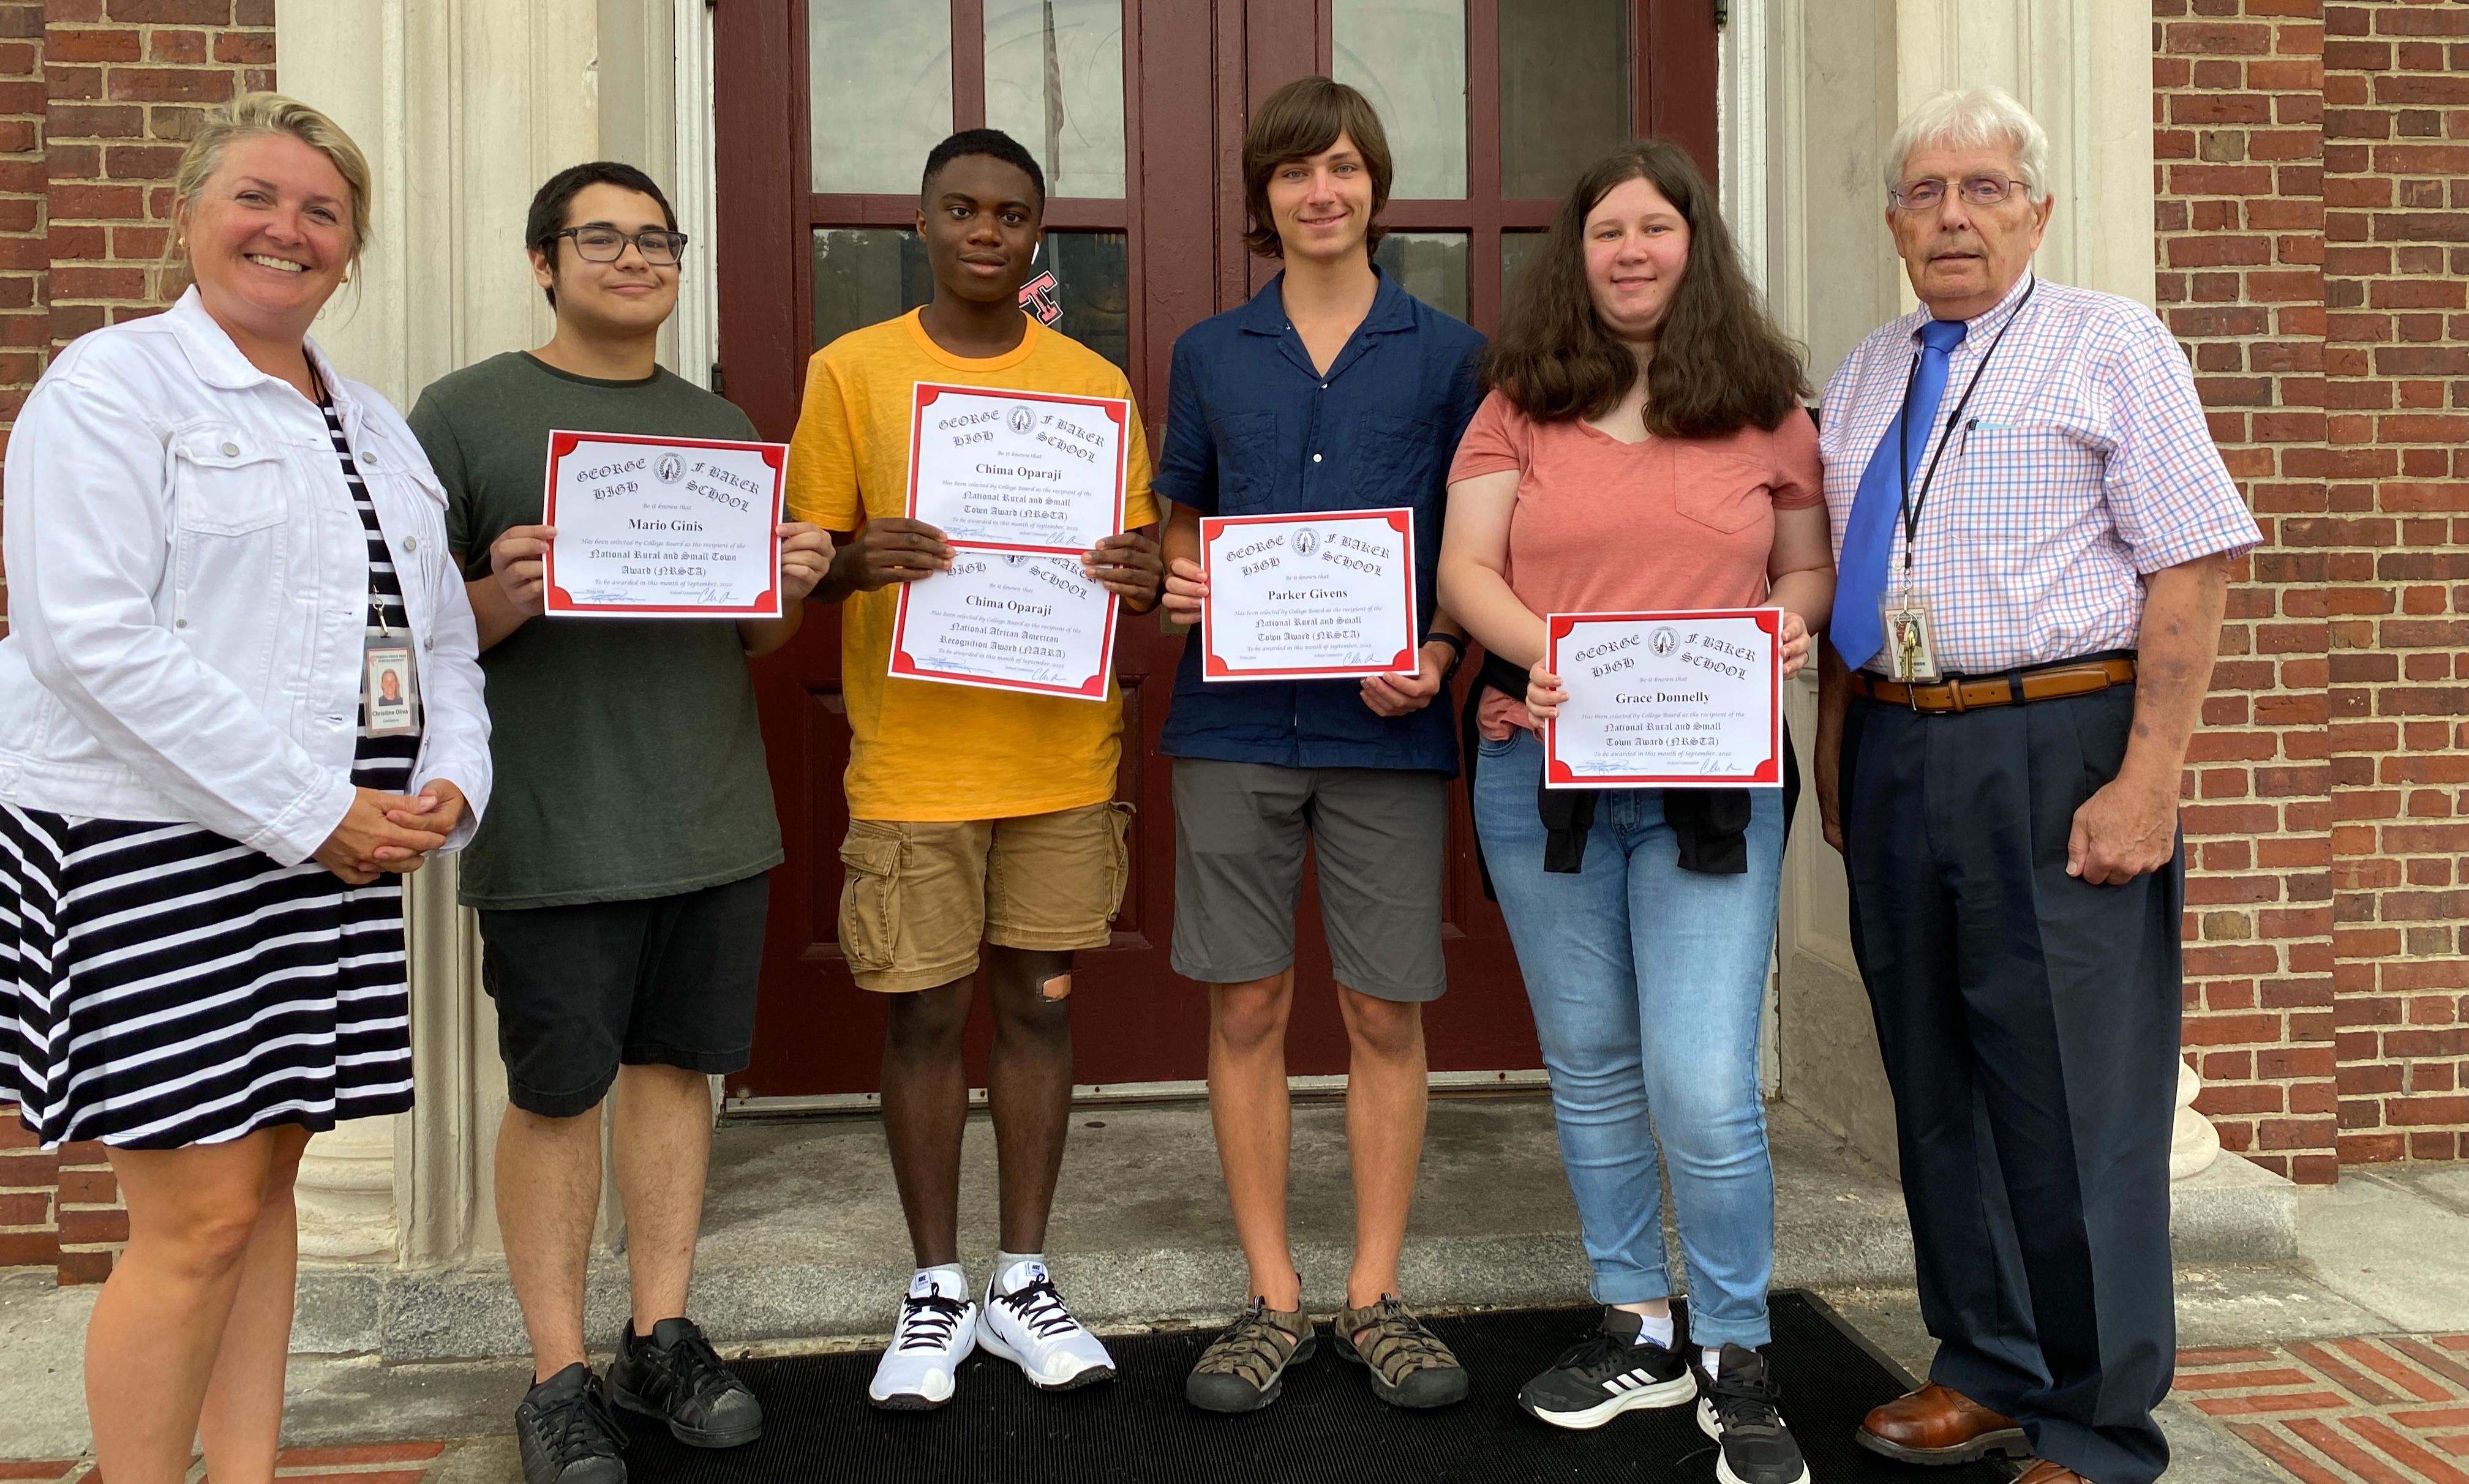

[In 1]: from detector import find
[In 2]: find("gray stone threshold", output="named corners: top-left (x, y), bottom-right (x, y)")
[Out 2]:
top-left (291, 1095), bottom-right (2294, 1363)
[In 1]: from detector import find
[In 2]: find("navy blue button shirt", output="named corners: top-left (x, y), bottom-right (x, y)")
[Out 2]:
top-left (1154, 270), bottom-right (1485, 773)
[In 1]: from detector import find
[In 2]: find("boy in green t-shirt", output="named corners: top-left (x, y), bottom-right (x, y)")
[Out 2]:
top-left (408, 162), bottom-right (830, 1484)
top-left (786, 129), bottom-right (1162, 1411)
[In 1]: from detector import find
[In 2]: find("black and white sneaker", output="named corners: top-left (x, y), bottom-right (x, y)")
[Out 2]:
top-left (867, 1270), bottom-right (980, 1410)
top-left (1517, 1306), bottom-right (1699, 1430)
top-left (1694, 1343), bottom-right (1813, 1484)
top-left (607, 1316), bottom-right (764, 1447)
top-left (514, 1363), bottom-right (629, 1484)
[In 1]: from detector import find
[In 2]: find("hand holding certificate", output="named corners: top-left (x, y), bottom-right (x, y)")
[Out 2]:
top-left (1544, 609), bottom-right (1784, 788)
top-left (543, 431), bottom-right (787, 617)
top-left (1198, 509), bottom-right (1419, 681)
top-left (888, 383), bottom-right (1144, 700)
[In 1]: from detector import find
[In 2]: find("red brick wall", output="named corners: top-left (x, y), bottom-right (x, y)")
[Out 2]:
top-left (2157, 0), bottom-right (2466, 1182)
top-left (0, 1117), bottom-right (59, 1270)
top-left (0, 0), bottom-right (43, 642)
top-left (46, 0), bottom-right (276, 351)
top-left (2155, 0), bottom-right (2343, 1183)
top-left (0, 0), bottom-right (271, 1279)
top-left (2321, 0), bottom-right (2469, 1164)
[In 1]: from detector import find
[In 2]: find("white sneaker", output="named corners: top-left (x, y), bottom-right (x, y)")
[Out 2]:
top-left (977, 1259), bottom-right (1116, 1391)
top-left (866, 1270), bottom-right (979, 1411)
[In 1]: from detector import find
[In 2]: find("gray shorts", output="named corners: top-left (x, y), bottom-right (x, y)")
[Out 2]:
top-left (1169, 759), bottom-right (1449, 1002)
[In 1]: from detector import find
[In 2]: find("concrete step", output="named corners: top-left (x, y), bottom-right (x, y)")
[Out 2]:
top-left (291, 1095), bottom-right (2297, 1363)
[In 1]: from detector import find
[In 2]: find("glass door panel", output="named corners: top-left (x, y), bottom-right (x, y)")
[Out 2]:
top-left (1332, 0), bottom-right (1468, 198)
top-left (1500, 0), bottom-right (1630, 200)
top-left (809, 0), bottom-right (954, 193)
top-left (811, 228), bottom-right (1130, 373)
top-left (985, 0), bottom-right (1128, 198)
top-left (1374, 231), bottom-right (1468, 321)
top-left (1500, 228), bottom-right (1550, 304)
top-left (1038, 231), bottom-right (1132, 369)
top-left (811, 229), bottom-right (932, 352)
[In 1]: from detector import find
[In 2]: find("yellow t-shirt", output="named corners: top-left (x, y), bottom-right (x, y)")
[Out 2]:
top-left (785, 310), bottom-right (1159, 822)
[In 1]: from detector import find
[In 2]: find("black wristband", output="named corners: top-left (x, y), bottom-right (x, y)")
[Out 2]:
top-left (1424, 629), bottom-right (1467, 678)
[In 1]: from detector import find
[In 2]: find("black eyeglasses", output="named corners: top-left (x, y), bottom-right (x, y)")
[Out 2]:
top-left (549, 225), bottom-right (690, 266)
top-left (1890, 176), bottom-right (2029, 211)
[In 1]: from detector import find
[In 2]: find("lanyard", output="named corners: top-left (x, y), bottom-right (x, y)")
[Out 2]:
top-left (1893, 277), bottom-right (2037, 573)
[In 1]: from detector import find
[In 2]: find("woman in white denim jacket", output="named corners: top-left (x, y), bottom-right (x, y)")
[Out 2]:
top-left (0, 96), bottom-right (488, 1483)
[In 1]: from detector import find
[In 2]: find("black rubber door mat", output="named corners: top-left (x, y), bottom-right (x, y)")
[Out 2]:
top-left (623, 1291), bottom-right (2020, 1483)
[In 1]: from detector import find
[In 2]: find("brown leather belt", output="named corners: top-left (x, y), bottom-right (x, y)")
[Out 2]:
top-left (1848, 656), bottom-right (2138, 713)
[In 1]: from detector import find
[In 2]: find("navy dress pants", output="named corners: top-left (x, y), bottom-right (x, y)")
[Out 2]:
top-left (1840, 684), bottom-right (2180, 1484)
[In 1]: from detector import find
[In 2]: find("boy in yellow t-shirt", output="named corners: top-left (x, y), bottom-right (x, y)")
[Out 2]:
top-left (785, 129), bottom-right (1162, 1412)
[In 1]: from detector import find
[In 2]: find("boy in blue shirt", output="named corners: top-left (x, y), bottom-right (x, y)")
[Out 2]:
top-left (1154, 77), bottom-right (1483, 1415)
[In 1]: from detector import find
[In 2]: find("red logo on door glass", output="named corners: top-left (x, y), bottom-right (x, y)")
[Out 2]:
top-left (1018, 270), bottom-right (1062, 326)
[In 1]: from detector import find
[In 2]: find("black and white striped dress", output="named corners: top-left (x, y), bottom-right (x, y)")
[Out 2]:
top-left (0, 394), bottom-right (420, 1149)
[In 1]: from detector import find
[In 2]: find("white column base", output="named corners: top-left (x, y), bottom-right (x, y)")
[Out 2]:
top-left (2172, 1059), bottom-right (2223, 1181)
top-left (296, 1117), bottom-right (402, 1261)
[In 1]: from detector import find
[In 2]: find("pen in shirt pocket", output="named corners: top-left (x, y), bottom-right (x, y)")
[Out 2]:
top-left (1958, 416), bottom-right (2012, 455)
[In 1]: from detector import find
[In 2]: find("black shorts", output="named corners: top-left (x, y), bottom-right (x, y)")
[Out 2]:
top-left (479, 872), bottom-right (770, 1118)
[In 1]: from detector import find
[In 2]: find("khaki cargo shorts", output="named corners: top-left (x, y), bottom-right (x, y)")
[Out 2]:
top-left (836, 801), bottom-right (1134, 993)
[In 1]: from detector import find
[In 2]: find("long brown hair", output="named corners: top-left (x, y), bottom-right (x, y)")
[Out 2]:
top-left (1242, 77), bottom-right (1393, 260)
top-left (1486, 141), bottom-right (1808, 437)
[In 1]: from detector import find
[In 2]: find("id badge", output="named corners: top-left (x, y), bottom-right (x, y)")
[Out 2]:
top-left (1878, 587), bottom-right (1942, 683)
top-left (363, 634), bottom-right (421, 736)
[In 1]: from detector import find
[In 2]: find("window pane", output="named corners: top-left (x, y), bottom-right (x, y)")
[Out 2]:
top-left (810, 0), bottom-right (952, 193)
top-left (1036, 231), bottom-right (1132, 373)
top-left (1500, 0), bottom-right (1628, 200)
top-left (811, 229), bottom-right (933, 352)
top-left (811, 230), bottom-right (1130, 375)
top-left (985, 0), bottom-right (1126, 198)
top-left (1374, 231), bottom-right (1467, 322)
top-left (1501, 230), bottom-right (1550, 309)
top-left (1333, 0), bottom-right (1467, 199)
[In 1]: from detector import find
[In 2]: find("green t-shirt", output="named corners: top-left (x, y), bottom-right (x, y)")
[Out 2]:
top-left (409, 351), bottom-right (783, 910)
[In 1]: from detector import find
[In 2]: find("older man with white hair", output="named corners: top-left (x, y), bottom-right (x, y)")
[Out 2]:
top-left (1810, 88), bottom-right (2258, 1484)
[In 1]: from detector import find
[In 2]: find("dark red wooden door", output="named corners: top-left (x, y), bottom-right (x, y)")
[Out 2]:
top-left (713, 0), bottom-right (1715, 1102)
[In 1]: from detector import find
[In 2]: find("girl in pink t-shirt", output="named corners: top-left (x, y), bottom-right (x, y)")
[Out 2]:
top-left (1435, 140), bottom-right (1833, 1477)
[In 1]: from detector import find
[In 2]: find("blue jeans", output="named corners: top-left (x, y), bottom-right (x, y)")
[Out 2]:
top-left (1471, 729), bottom-right (1783, 1348)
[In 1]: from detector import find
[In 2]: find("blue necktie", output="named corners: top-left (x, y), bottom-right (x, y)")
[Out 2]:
top-left (1832, 317), bottom-right (1969, 672)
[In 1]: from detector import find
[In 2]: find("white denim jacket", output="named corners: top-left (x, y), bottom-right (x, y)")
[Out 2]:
top-left (0, 288), bottom-right (491, 865)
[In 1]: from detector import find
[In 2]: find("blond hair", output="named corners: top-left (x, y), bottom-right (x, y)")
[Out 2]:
top-left (165, 92), bottom-right (372, 298)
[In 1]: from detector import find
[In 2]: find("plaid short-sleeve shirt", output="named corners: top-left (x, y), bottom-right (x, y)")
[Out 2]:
top-left (1819, 273), bottom-right (2260, 675)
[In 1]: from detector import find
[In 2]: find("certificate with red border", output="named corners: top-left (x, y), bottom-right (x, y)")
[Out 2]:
top-left (542, 430), bottom-right (785, 618)
top-left (1544, 609), bottom-right (1784, 789)
top-left (887, 549), bottom-right (1120, 700)
top-left (1199, 509), bottom-right (1419, 681)
top-left (904, 382), bottom-right (1129, 552)
top-left (885, 383), bottom-right (1133, 700)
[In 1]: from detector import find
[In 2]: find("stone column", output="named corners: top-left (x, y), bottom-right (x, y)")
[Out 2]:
top-left (1754, 0), bottom-right (2225, 1179)
top-left (274, 0), bottom-right (682, 1265)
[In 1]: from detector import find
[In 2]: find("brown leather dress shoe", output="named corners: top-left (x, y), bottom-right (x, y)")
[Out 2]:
top-left (1856, 1381), bottom-right (2032, 1464)
top-left (2015, 1463), bottom-right (2093, 1483)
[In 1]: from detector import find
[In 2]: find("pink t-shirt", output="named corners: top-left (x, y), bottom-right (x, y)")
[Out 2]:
top-left (1447, 389), bottom-right (1823, 732)
top-left (1447, 389), bottom-right (1824, 614)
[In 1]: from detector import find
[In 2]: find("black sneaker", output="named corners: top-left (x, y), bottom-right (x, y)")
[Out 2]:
top-left (1517, 1306), bottom-right (1698, 1430)
top-left (607, 1316), bottom-right (764, 1448)
top-left (514, 1363), bottom-right (628, 1484)
top-left (1694, 1343), bottom-right (1812, 1484)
